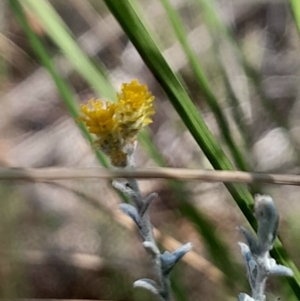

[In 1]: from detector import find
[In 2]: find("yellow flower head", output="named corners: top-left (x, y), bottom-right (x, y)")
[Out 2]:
top-left (78, 99), bottom-right (117, 137)
top-left (79, 79), bottom-right (155, 167)
top-left (116, 79), bottom-right (155, 139)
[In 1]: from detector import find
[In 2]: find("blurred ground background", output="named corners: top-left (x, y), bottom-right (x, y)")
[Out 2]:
top-left (1, 0), bottom-right (300, 300)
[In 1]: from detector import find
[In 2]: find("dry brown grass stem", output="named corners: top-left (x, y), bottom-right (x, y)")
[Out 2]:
top-left (1, 167), bottom-right (300, 186)
top-left (11, 299), bottom-right (116, 301)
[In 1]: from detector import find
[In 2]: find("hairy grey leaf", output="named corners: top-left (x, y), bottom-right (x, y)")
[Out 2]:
top-left (268, 264), bottom-right (294, 277)
top-left (160, 243), bottom-right (192, 274)
top-left (238, 242), bottom-right (257, 290)
top-left (113, 180), bottom-right (138, 198)
top-left (119, 203), bottom-right (141, 228)
top-left (134, 278), bottom-right (160, 296)
top-left (237, 226), bottom-right (258, 255)
top-left (139, 192), bottom-right (158, 217)
top-left (143, 241), bottom-right (160, 257)
top-left (254, 194), bottom-right (279, 256)
top-left (238, 293), bottom-right (256, 301)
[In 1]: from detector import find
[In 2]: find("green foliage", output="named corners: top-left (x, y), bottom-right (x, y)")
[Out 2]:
top-left (8, 0), bottom-right (300, 299)
top-left (103, 0), bottom-right (300, 298)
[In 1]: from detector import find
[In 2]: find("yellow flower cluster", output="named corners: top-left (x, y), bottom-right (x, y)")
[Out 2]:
top-left (78, 79), bottom-right (155, 166)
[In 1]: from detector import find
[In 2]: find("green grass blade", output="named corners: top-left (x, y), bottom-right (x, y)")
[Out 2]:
top-left (179, 0), bottom-right (255, 163)
top-left (22, 0), bottom-right (115, 100)
top-left (20, 0), bottom-right (180, 174)
top-left (11, 0), bottom-right (300, 296)
top-left (8, 0), bottom-right (109, 168)
top-left (193, 0), bottom-right (231, 39)
top-left (103, 0), bottom-right (300, 297)
top-left (18, 0), bottom-right (182, 175)
top-left (159, 0), bottom-right (249, 172)
top-left (195, 0), bottom-right (300, 163)
top-left (9, 0), bottom-right (136, 206)
top-left (9, 2), bottom-right (191, 299)
top-left (104, 0), bottom-right (254, 207)
top-left (290, 0), bottom-right (300, 36)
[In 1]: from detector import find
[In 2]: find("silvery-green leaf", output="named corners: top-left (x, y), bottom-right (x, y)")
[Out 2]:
top-left (172, 242), bottom-right (192, 258)
top-left (268, 258), bottom-right (276, 268)
top-left (237, 226), bottom-right (258, 255)
top-left (113, 180), bottom-right (138, 198)
top-left (134, 278), bottom-right (160, 296)
top-left (238, 242), bottom-right (252, 260)
top-left (248, 260), bottom-right (258, 289)
top-left (143, 241), bottom-right (160, 257)
top-left (254, 194), bottom-right (279, 255)
top-left (119, 203), bottom-right (141, 228)
top-left (238, 293), bottom-right (256, 301)
top-left (238, 242), bottom-right (257, 289)
top-left (160, 243), bottom-right (192, 274)
top-left (268, 264), bottom-right (294, 277)
top-left (139, 192), bottom-right (158, 217)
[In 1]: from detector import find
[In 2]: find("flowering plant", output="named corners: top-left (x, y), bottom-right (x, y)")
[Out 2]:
top-left (79, 79), bottom-right (191, 301)
top-left (79, 79), bottom-right (155, 166)
top-left (79, 80), bottom-right (294, 301)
